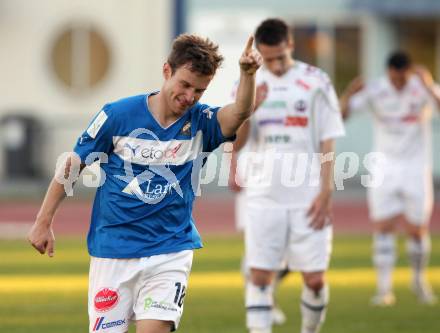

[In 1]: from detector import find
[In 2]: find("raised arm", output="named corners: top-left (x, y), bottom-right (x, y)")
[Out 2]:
top-left (414, 65), bottom-right (440, 109)
top-left (339, 77), bottom-right (364, 119)
top-left (217, 36), bottom-right (262, 137)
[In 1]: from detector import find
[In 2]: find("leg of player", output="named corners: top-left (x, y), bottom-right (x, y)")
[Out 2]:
top-left (136, 319), bottom-right (173, 333)
top-left (300, 271), bottom-right (328, 333)
top-left (243, 259), bottom-right (286, 326)
top-left (246, 268), bottom-right (276, 333)
top-left (371, 216), bottom-right (399, 306)
top-left (404, 222), bottom-right (437, 305)
top-left (271, 268), bottom-right (289, 326)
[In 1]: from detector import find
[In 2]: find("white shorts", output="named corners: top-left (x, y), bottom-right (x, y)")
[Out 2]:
top-left (244, 204), bottom-right (332, 272)
top-left (367, 167), bottom-right (433, 225)
top-left (89, 250), bottom-right (193, 333)
top-left (235, 192), bottom-right (247, 232)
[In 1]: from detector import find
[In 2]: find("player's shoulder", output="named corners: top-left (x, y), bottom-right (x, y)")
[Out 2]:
top-left (189, 102), bottom-right (218, 122)
top-left (103, 93), bottom-right (148, 118)
top-left (293, 61), bottom-right (333, 89)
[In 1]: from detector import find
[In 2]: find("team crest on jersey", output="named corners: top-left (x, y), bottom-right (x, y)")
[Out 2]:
top-left (294, 99), bottom-right (307, 112)
top-left (180, 120), bottom-right (191, 136)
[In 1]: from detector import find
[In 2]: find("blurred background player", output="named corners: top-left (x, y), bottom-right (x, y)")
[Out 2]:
top-left (230, 18), bottom-right (345, 333)
top-left (340, 51), bottom-right (440, 306)
top-left (229, 105), bottom-right (288, 327)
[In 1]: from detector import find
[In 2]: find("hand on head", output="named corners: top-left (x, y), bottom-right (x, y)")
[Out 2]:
top-left (413, 65), bottom-right (434, 88)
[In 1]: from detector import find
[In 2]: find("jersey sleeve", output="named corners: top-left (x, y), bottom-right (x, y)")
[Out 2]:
top-left (73, 104), bottom-right (116, 164)
top-left (198, 104), bottom-right (236, 153)
top-left (315, 82), bottom-right (346, 142)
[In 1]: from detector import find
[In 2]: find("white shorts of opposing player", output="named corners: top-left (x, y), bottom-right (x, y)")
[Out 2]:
top-left (368, 166), bottom-right (436, 305)
top-left (244, 204), bottom-right (331, 333)
top-left (88, 250), bottom-right (193, 333)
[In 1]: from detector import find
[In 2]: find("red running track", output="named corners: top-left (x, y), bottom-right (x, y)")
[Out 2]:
top-left (0, 197), bottom-right (439, 236)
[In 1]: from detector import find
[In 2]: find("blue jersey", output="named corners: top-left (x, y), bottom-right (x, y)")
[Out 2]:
top-left (73, 93), bottom-right (233, 258)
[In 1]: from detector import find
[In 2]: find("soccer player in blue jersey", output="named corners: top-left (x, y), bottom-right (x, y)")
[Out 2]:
top-left (28, 34), bottom-right (262, 333)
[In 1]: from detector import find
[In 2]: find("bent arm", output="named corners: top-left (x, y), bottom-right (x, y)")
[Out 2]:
top-left (339, 77), bottom-right (365, 119)
top-left (218, 73), bottom-right (256, 137)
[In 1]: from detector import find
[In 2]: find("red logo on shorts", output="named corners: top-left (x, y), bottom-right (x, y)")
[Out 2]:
top-left (94, 288), bottom-right (119, 312)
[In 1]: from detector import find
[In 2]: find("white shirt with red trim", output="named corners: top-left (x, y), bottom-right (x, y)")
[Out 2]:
top-left (235, 61), bottom-right (345, 208)
top-left (349, 76), bottom-right (440, 167)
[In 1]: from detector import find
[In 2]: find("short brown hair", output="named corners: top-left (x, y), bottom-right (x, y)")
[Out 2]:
top-left (167, 34), bottom-right (224, 76)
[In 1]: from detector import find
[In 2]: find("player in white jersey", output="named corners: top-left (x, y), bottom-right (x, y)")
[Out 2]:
top-left (340, 51), bottom-right (440, 306)
top-left (230, 122), bottom-right (288, 327)
top-left (230, 19), bottom-right (345, 333)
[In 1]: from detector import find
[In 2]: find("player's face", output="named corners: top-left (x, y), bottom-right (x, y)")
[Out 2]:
top-left (257, 40), bottom-right (294, 77)
top-left (388, 67), bottom-right (411, 91)
top-left (163, 63), bottom-right (213, 116)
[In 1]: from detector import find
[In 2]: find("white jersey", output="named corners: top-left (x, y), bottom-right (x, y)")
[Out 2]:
top-left (235, 62), bottom-right (345, 208)
top-left (349, 76), bottom-right (440, 168)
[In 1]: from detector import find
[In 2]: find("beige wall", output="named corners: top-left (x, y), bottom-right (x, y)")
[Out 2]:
top-left (0, 0), bottom-right (172, 179)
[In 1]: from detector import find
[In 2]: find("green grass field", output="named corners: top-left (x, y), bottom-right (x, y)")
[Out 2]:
top-left (1, 235), bottom-right (439, 333)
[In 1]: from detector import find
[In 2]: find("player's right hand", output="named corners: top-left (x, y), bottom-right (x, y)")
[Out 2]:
top-left (414, 65), bottom-right (434, 89)
top-left (28, 219), bottom-right (55, 257)
top-left (239, 36), bottom-right (262, 76)
top-left (346, 77), bottom-right (364, 96)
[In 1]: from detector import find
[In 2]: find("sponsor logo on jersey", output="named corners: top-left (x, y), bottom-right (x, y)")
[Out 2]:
top-left (258, 119), bottom-right (284, 127)
top-left (284, 116), bottom-right (308, 127)
top-left (294, 99), bottom-right (307, 112)
top-left (94, 288), bottom-right (119, 312)
top-left (124, 143), bottom-right (140, 156)
top-left (140, 143), bottom-right (183, 161)
top-left (180, 120), bottom-right (192, 136)
top-left (144, 296), bottom-right (178, 312)
top-left (93, 317), bottom-right (126, 331)
top-left (261, 100), bottom-right (287, 109)
top-left (122, 179), bottom-right (180, 201)
top-left (264, 134), bottom-right (291, 144)
top-left (87, 110), bottom-right (108, 139)
top-left (401, 114), bottom-right (419, 123)
top-left (273, 86), bottom-right (288, 91)
top-left (295, 79), bottom-right (311, 91)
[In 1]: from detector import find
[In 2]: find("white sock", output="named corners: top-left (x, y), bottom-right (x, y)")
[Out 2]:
top-left (373, 233), bottom-right (396, 295)
top-left (300, 285), bottom-right (329, 333)
top-left (249, 329), bottom-right (271, 333)
top-left (406, 236), bottom-right (431, 286)
top-left (246, 282), bottom-right (273, 332)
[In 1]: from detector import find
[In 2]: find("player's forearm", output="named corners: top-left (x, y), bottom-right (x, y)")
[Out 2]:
top-left (427, 85), bottom-right (440, 109)
top-left (235, 71), bottom-right (256, 120)
top-left (219, 73), bottom-right (256, 137)
top-left (36, 158), bottom-right (85, 225)
top-left (319, 139), bottom-right (336, 194)
top-left (36, 176), bottom-right (80, 224)
top-left (233, 120), bottom-right (251, 152)
top-left (339, 93), bottom-right (351, 120)
top-left (35, 178), bottom-right (68, 224)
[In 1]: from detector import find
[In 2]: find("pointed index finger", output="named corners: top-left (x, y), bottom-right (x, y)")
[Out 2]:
top-left (244, 36), bottom-right (254, 53)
